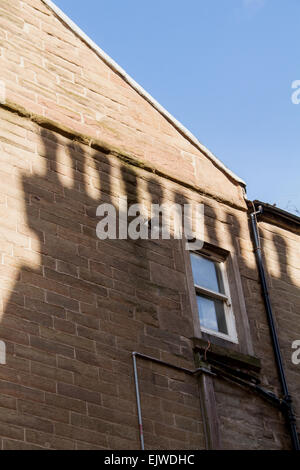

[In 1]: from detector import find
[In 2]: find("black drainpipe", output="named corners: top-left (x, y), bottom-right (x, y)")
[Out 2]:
top-left (250, 205), bottom-right (300, 450)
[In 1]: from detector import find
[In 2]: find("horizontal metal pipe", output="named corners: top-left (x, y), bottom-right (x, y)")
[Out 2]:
top-left (132, 351), bottom-right (215, 376)
top-left (132, 349), bottom-right (298, 449)
top-left (131, 352), bottom-right (215, 449)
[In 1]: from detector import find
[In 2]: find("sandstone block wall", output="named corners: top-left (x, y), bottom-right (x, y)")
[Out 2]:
top-left (0, 0), bottom-right (298, 450)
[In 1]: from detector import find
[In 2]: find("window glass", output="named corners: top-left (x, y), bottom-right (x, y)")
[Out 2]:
top-left (191, 253), bottom-right (224, 293)
top-left (196, 295), bottom-right (228, 335)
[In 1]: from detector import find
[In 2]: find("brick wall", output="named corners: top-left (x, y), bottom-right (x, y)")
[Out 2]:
top-left (0, 0), bottom-right (298, 450)
top-left (259, 220), bottom-right (300, 438)
top-left (0, 105), bottom-right (204, 449)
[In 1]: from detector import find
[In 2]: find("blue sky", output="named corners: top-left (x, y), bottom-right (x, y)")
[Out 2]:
top-left (54, 0), bottom-right (300, 214)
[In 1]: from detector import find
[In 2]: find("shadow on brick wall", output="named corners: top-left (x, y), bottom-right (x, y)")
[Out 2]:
top-left (0, 124), bottom-right (298, 450)
top-left (0, 127), bottom-right (205, 450)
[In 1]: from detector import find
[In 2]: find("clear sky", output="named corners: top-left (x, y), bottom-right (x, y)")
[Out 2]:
top-left (54, 0), bottom-right (300, 214)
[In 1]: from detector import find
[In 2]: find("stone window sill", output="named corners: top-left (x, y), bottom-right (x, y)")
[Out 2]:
top-left (192, 337), bottom-right (261, 383)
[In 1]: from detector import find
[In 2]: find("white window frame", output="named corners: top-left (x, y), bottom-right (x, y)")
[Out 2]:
top-left (191, 252), bottom-right (238, 344)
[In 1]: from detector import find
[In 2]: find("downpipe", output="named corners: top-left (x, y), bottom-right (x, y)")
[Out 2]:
top-left (250, 206), bottom-right (300, 450)
top-left (132, 352), bottom-right (145, 450)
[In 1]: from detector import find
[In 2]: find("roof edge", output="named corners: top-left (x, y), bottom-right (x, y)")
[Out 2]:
top-left (41, 0), bottom-right (246, 187)
top-left (247, 200), bottom-right (300, 228)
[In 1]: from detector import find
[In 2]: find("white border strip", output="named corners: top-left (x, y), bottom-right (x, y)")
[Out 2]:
top-left (42, 0), bottom-right (246, 186)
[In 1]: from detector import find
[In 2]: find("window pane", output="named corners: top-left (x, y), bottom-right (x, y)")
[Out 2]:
top-left (191, 253), bottom-right (224, 293)
top-left (196, 295), bottom-right (228, 335)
